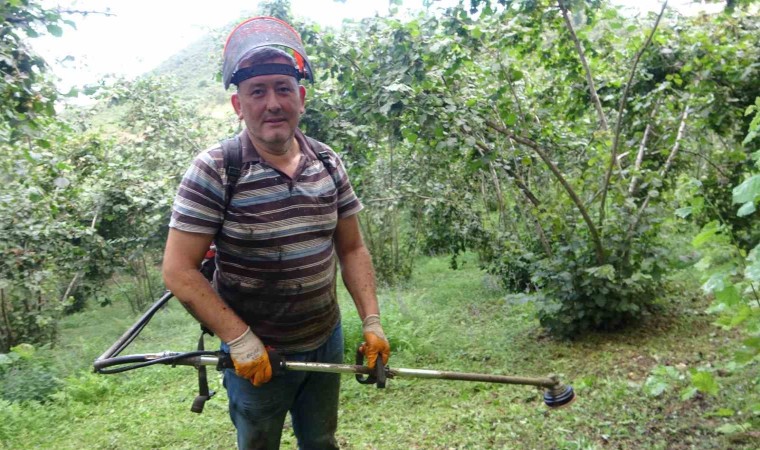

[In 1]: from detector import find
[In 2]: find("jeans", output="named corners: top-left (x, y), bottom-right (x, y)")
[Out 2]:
top-left (222, 323), bottom-right (344, 450)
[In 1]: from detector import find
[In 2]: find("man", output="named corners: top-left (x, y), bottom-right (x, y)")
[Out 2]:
top-left (162, 17), bottom-right (390, 450)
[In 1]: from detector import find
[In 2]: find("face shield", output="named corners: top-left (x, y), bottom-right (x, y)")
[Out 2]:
top-left (222, 16), bottom-right (315, 90)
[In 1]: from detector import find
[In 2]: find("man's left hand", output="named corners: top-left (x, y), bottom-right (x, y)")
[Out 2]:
top-left (360, 314), bottom-right (390, 369)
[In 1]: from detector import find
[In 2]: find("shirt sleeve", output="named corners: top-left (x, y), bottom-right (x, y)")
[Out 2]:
top-left (168, 146), bottom-right (227, 235)
top-left (332, 151), bottom-right (364, 219)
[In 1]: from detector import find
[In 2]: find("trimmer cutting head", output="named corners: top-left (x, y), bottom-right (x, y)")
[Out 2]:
top-left (543, 383), bottom-right (576, 408)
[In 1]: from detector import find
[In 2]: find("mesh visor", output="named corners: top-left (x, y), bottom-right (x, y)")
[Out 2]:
top-left (222, 16), bottom-right (314, 89)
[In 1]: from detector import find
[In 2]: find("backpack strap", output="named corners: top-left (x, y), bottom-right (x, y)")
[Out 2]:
top-left (191, 135), bottom-right (242, 415)
top-left (220, 135), bottom-right (243, 210)
top-left (305, 136), bottom-right (339, 189)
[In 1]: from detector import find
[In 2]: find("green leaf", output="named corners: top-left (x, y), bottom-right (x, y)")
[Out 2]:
top-left (732, 175), bottom-right (760, 204)
top-left (702, 273), bottom-right (726, 294)
top-left (692, 221), bottom-right (721, 248)
top-left (733, 345), bottom-right (759, 364)
top-left (64, 86), bottom-right (79, 97)
top-left (680, 386), bottom-right (698, 400)
top-left (46, 24), bottom-right (63, 37)
top-left (10, 343), bottom-right (36, 359)
top-left (705, 408), bottom-right (735, 418)
top-left (714, 285), bottom-right (741, 307)
top-left (737, 201), bottom-right (755, 217)
top-left (643, 366), bottom-right (680, 397)
top-left (643, 378), bottom-right (669, 397)
top-left (675, 207), bottom-right (692, 218)
top-left (715, 423), bottom-right (749, 435)
top-left (585, 264), bottom-right (616, 281)
top-left (690, 370), bottom-right (719, 396)
top-left (744, 256), bottom-right (760, 282)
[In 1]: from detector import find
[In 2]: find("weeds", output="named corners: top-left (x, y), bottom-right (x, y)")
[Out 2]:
top-left (0, 253), bottom-right (757, 449)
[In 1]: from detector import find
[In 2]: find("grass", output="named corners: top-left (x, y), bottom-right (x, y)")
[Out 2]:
top-left (1, 253), bottom-right (758, 449)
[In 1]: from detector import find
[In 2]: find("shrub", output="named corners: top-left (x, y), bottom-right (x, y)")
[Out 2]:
top-left (0, 344), bottom-right (62, 403)
top-left (530, 223), bottom-right (669, 338)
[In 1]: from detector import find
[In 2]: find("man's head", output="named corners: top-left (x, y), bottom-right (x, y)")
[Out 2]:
top-left (230, 47), bottom-right (306, 153)
top-left (223, 17), bottom-right (312, 154)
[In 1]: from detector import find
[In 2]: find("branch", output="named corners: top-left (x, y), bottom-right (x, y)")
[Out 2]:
top-left (557, 0), bottom-right (608, 131)
top-left (474, 135), bottom-right (542, 208)
top-left (60, 144), bottom-right (108, 304)
top-left (679, 149), bottom-right (731, 179)
top-left (364, 194), bottom-right (435, 203)
top-left (1, 289), bottom-right (15, 346)
top-left (514, 191), bottom-right (555, 258)
top-left (660, 101), bottom-right (690, 178)
top-left (624, 96), bottom-right (691, 248)
top-left (56, 9), bottom-right (116, 17)
top-left (599, 1), bottom-right (668, 225)
top-left (628, 100), bottom-right (661, 195)
top-left (473, 137), bottom-right (554, 257)
top-left (486, 120), bottom-right (605, 264)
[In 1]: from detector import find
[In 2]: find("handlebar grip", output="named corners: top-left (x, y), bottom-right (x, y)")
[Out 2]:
top-left (354, 344), bottom-right (386, 388)
top-left (191, 393), bottom-right (213, 413)
top-left (374, 355), bottom-right (386, 388)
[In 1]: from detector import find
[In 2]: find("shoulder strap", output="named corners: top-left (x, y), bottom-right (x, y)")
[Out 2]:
top-left (220, 135), bottom-right (243, 209)
top-left (305, 136), bottom-right (339, 189)
top-left (193, 136), bottom-right (242, 413)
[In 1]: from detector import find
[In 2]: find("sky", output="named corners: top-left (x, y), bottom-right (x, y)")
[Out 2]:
top-left (32, 0), bottom-right (722, 93)
top-left (33, 0), bottom-right (394, 91)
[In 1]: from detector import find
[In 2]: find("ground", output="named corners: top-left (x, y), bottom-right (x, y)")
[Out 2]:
top-left (0, 253), bottom-right (758, 449)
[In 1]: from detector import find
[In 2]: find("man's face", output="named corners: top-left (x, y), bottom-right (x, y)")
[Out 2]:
top-left (231, 58), bottom-right (306, 152)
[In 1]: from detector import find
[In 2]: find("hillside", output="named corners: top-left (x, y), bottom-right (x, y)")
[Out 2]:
top-left (150, 28), bottom-right (228, 106)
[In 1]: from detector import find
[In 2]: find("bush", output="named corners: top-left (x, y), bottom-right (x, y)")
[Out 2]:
top-left (63, 371), bottom-right (112, 404)
top-left (475, 231), bottom-right (540, 292)
top-left (0, 344), bottom-right (61, 403)
top-left (530, 230), bottom-right (669, 338)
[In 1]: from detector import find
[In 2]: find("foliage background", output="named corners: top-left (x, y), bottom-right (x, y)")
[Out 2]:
top-left (1, 0), bottom-right (758, 448)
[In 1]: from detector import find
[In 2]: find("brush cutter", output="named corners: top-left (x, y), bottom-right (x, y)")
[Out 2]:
top-left (93, 291), bottom-right (576, 413)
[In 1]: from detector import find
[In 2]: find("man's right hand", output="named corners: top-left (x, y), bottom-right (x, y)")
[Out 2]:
top-left (228, 327), bottom-right (272, 386)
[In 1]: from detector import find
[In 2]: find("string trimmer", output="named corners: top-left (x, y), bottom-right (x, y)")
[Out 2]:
top-left (93, 291), bottom-right (576, 412)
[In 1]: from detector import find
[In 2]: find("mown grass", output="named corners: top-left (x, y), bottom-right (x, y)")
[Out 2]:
top-left (1, 253), bottom-right (758, 449)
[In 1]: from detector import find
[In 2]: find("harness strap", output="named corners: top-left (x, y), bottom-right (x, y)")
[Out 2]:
top-left (305, 135), bottom-right (340, 189)
top-left (220, 135), bottom-right (243, 210)
top-left (190, 332), bottom-right (215, 413)
top-left (191, 135), bottom-right (244, 414)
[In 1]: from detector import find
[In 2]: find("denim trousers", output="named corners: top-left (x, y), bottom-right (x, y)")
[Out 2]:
top-left (222, 323), bottom-right (344, 450)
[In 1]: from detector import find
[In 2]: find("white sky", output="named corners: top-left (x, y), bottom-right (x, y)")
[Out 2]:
top-left (33, 0), bottom-right (395, 91)
top-left (32, 0), bottom-right (721, 93)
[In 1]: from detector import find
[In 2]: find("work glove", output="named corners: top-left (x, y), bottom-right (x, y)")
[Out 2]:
top-left (360, 314), bottom-right (390, 369)
top-left (228, 327), bottom-right (272, 387)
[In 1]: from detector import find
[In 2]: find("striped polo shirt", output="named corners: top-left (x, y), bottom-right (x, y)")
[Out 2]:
top-left (169, 129), bottom-right (363, 353)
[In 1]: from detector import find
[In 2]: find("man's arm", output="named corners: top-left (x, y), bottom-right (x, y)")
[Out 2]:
top-left (163, 228), bottom-right (272, 385)
top-left (334, 214), bottom-right (390, 367)
top-left (334, 214), bottom-right (378, 318)
top-left (162, 228), bottom-right (248, 342)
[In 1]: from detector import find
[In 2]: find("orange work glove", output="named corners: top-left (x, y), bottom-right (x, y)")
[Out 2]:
top-left (360, 314), bottom-right (390, 369)
top-left (227, 327), bottom-right (272, 387)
